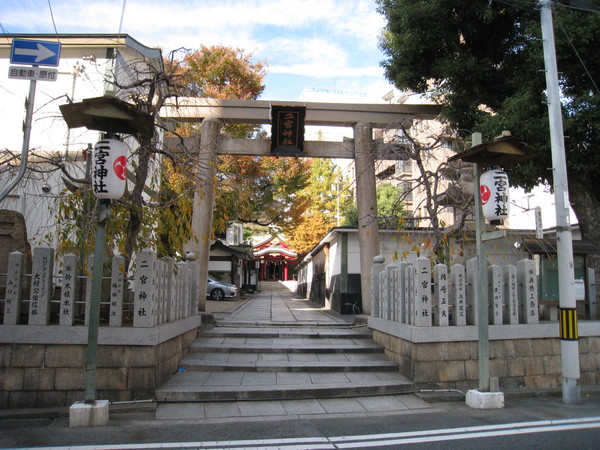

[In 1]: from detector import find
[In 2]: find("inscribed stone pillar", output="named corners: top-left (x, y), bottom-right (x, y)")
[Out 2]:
top-left (134, 249), bottom-right (158, 328)
top-left (371, 255), bottom-right (385, 318)
top-left (434, 263), bottom-right (449, 326)
top-left (413, 257), bottom-right (432, 326)
top-left (450, 263), bottom-right (466, 326)
top-left (4, 251), bottom-right (25, 325)
top-left (517, 258), bottom-right (539, 324)
top-left (187, 119), bottom-right (221, 312)
top-left (60, 253), bottom-right (78, 326)
top-left (109, 255), bottom-right (125, 327)
top-left (29, 246), bottom-right (54, 326)
top-left (488, 264), bottom-right (503, 325)
top-left (354, 122), bottom-right (379, 315)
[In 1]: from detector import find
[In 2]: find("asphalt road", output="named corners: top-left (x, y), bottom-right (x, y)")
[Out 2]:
top-left (2, 392), bottom-right (599, 449)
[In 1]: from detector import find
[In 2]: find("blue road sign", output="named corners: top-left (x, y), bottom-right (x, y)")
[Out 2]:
top-left (10, 39), bottom-right (62, 67)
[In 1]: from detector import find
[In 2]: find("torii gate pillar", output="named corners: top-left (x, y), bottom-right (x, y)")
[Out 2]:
top-left (186, 118), bottom-right (221, 311)
top-left (354, 122), bottom-right (380, 315)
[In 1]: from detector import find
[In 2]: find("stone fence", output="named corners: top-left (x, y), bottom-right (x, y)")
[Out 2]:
top-left (371, 256), bottom-right (541, 326)
top-left (368, 256), bottom-right (600, 393)
top-left (0, 247), bottom-right (203, 409)
top-left (1, 247), bottom-right (198, 327)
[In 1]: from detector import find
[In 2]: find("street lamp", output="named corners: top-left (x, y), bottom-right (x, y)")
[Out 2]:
top-left (449, 131), bottom-right (537, 408)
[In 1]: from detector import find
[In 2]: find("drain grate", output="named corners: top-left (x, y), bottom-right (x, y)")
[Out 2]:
top-left (0, 418), bottom-right (54, 429)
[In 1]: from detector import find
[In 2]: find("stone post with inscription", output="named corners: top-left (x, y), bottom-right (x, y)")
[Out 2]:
top-left (28, 246), bottom-right (54, 326)
top-left (4, 251), bottom-right (25, 325)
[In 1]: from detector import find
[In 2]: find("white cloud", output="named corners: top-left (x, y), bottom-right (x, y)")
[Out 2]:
top-left (2, 0), bottom-right (391, 100)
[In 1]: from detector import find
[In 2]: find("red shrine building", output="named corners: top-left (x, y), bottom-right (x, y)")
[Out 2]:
top-left (252, 235), bottom-right (298, 281)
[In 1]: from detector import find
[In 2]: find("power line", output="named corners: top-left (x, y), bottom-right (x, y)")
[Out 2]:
top-left (555, 16), bottom-right (600, 95)
top-left (557, 0), bottom-right (600, 14)
top-left (47, 0), bottom-right (61, 38)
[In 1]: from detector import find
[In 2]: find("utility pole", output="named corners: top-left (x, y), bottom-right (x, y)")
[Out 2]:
top-left (539, 0), bottom-right (580, 404)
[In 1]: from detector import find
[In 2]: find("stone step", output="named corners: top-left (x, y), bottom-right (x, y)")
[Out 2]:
top-left (155, 370), bottom-right (413, 402)
top-left (199, 326), bottom-right (372, 340)
top-left (189, 338), bottom-right (385, 354)
top-left (179, 352), bottom-right (398, 372)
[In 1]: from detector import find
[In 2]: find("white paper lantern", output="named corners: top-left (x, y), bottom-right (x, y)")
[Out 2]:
top-left (480, 169), bottom-right (509, 222)
top-left (92, 139), bottom-right (127, 199)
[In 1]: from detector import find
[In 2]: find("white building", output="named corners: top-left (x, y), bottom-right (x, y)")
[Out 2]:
top-left (0, 34), bottom-right (164, 246)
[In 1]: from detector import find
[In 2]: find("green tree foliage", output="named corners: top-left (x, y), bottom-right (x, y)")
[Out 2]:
top-left (377, 0), bottom-right (600, 249)
top-left (343, 182), bottom-right (405, 229)
top-left (286, 159), bottom-right (354, 253)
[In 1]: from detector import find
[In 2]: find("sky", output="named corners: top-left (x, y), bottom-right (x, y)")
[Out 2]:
top-left (0, 0), bottom-right (395, 103)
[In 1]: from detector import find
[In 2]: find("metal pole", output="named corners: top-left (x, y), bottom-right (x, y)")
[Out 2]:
top-left (472, 133), bottom-right (490, 392)
top-left (84, 199), bottom-right (110, 403)
top-left (539, 0), bottom-right (580, 404)
top-left (0, 76), bottom-right (37, 202)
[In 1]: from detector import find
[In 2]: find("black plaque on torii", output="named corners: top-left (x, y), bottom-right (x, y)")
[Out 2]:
top-left (270, 105), bottom-right (306, 155)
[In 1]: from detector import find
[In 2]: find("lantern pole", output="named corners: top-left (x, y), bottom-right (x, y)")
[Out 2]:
top-left (472, 133), bottom-right (490, 393)
top-left (84, 198), bottom-right (110, 403)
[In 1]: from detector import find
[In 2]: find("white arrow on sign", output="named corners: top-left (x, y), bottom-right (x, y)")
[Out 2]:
top-left (14, 43), bottom-right (57, 63)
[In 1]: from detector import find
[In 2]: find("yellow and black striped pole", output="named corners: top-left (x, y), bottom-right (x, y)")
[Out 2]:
top-left (559, 308), bottom-right (578, 341)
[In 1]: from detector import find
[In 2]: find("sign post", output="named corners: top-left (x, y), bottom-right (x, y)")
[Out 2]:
top-left (0, 39), bottom-right (62, 203)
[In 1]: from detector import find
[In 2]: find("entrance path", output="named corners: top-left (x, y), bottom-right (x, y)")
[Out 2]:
top-left (218, 284), bottom-right (351, 325)
top-left (155, 286), bottom-right (427, 422)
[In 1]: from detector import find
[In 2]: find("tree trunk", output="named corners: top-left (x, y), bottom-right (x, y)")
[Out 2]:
top-left (124, 135), bottom-right (153, 269)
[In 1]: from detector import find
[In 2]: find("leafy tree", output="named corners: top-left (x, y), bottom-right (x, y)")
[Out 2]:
top-left (343, 182), bottom-right (405, 229)
top-left (159, 45), bottom-right (312, 254)
top-left (300, 159), bottom-right (354, 225)
top-left (377, 0), bottom-right (600, 254)
top-left (287, 210), bottom-right (330, 254)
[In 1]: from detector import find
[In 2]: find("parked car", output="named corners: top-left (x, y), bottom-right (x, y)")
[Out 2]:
top-left (207, 277), bottom-right (238, 301)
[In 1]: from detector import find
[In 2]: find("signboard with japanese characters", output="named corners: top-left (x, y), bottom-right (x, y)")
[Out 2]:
top-left (270, 105), bottom-right (306, 154)
top-left (480, 169), bottom-right (509, 222)
top-left (93, 139), bottom-right (128, 199)
top-left (8, 66), bottom-right (58, 82)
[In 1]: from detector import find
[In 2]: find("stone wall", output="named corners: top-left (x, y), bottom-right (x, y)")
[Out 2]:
top-left (0, 316), bottom-right (203, 409)
top-left (370, 318), bottom-right (600, 393)
top-left (0, 327), bottom-right (197, 409)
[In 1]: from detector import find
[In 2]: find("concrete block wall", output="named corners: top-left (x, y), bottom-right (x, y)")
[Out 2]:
top-left (370, 323), bottom-right (600, 393)
top-left (0, 327), bottom-right (198, 409)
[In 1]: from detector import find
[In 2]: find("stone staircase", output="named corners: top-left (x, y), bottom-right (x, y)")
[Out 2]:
top-left (155, 323), bottom-right (412, 402)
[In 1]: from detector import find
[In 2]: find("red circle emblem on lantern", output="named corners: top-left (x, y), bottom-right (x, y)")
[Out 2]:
top-left (480, 184), bottom-right (491, 205)
top-left (113, 156), bottom-right (127, 180)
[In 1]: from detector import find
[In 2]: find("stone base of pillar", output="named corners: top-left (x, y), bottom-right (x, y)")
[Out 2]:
top-left (465, 389), bottom-right (505, 409)
top-left (69, 400), bottom-right (109, 427)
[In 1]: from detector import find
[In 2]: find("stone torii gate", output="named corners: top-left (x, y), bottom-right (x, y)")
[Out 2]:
top-left (161, 98), bottom-right (440, 314)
